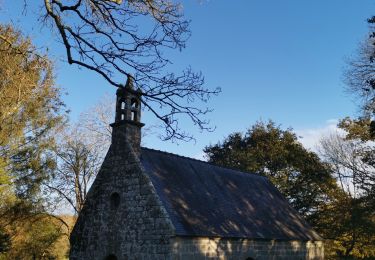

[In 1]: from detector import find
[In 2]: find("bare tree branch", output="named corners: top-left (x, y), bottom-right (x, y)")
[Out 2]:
top-left (319, 133), bottom-right (375, 197)
top-left (34, 0), bottom-right (221, 141)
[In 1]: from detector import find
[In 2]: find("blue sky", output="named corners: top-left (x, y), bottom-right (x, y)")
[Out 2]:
top-left (1, 1), bottom-right (374, 158)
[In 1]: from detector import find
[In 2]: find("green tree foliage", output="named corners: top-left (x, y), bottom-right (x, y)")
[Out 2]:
top-left (314, 187), bottom-right (375, 259)
top-left (0, 215), bottom-right (68, 260)
top-left (0, 24), bottom-right (64, 198)
top-left (0, 24), bottom-right (66, 258)
top-left (204, 121), bottom-right (336, 220)
top-left (0, 229), bottom-right (10, 253)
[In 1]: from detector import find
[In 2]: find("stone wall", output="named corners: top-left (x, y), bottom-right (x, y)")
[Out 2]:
top-left (170, 237), bottom-right (324, 260)
top-left (69, 134), bottom-right (175, 260)
top-left (69, 120), bottom-right (324, 260)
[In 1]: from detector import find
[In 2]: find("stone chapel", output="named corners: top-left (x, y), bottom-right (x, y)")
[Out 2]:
top-left (69, 77), bottom-right (324, 260)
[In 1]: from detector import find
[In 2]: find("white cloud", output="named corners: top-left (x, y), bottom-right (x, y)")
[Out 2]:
top-left (296, 119), bottom-right (345, 153)
top-left (193, 151), bottom-right (208, 161)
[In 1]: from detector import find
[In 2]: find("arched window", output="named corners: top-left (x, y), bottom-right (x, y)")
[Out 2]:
top-left (116, 98), bottom-right (126, 122)
top-left (131, 110), bottom-right (137, 121)
top-left (130, 98), bottom-right (139, 122)
top-left (131, 98), bottom-right (139, 109)
top-left (110, 192), bottom-right (120, 210)
top-left (105, 254), bottom-right (117, 260)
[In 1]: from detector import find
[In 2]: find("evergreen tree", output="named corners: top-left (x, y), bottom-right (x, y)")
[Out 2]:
top-left (0, 24), bottom-right (66, 258)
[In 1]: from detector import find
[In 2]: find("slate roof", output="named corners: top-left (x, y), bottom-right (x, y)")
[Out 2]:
top-left (140, 147), bottom-right (322, 241)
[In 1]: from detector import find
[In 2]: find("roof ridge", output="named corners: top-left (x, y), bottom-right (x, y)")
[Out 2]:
top-left (141, 146), bottom-right (266, 179)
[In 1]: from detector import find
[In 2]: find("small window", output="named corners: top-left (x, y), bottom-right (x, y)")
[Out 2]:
top-left (131, 110), bottom-right (137, 122)
top-left (131, 98), bottom-right (138, 109)
top-left (110, 192), bottom-right (120, 210)
top-left (105, 254), bottom-right (117, 260)
top-left (121, 113), bottom-right (125, 121)
top-left (121, 102), bottom-right (126, 110)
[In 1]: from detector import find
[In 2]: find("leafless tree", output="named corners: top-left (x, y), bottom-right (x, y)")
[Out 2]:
top-left (78, 92), bottom-right (153, 148)
top-left (48, 126), bottom-right (102, 214)
top-left (47, 94), bottom-right (154, 214)
top-left (24, 0), bottom-right (220, 141)
top-left (319, 132), bottom-right (375, 257)
top-left (48, 97), bottom-right (112, 214)
top-left (78, 94), bottom-right (114, 154)
top-left (344, 36), bottom-right (375, 116)
top-left (319, 133), bottom-right (375, 198)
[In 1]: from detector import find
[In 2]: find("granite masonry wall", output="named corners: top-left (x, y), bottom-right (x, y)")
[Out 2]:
top-left (69, 126), bottom-right (175, 260)
top-left (69, 118), bottom-right (324, 260)
top-left (170, 237), bottom-right (324, 260)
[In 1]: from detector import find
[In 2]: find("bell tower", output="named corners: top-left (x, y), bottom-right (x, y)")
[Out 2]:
top-left (110, 76), bottom-right (144, 156)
